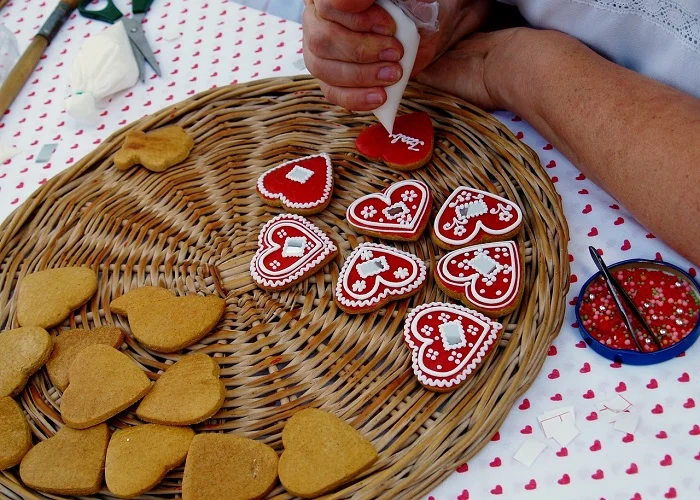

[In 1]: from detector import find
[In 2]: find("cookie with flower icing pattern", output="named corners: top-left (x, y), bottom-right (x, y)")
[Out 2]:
top-left (335, 243), bottom-right (427, 314)
top-left (436, 241), bottom-right (523, 317)
top-left (403, 302), bottom-right (504, 392)
top-left (346, 179), bottom-right (432, 241)
top-left (257, 153), bottom-right (334, 214)
top-left (251, 214), bottom-right (338, 291)
top-left (432, 187), bottom-right (523, 250)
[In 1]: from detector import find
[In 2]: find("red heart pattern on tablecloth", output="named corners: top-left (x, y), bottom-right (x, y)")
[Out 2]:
top-left (256, 153), bottom-right (333, 213)
top-left (355, 112), bottom-right (434, 170)
top-left (345, 180), bottom-right (432, 241)
top-left (432, 187), bottom-right (523, 249)
top-left (435, 241), bottom-right (523, 317)
top-left (403, 302), bottom-right (503, 391)
top-left (335, 243), bottom-right (426, 313)
top-left (250, 213), bottom-right (338, 290)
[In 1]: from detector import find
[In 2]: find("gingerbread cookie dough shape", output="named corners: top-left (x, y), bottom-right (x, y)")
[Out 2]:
top-left (257, 153), bottom-right (334, 214)
top-left (0, 326), bottom-right (53, 398)
top-left (335, 243), bottom-right (427, 314)
top-left (432, 187), bottom-right (523, 250)
top-left (346, 179), bottom-right (432, 241)
top-left (435, 241), bottom-right (524, 317)
top-left (114, 126), bottom-right (194, 172)
top-left (250, 214), bottom-right (338, 291)
top-left (110, 286), bottom-right (225, 353)
top-left (17, 267), bottom-right (97, 328)
top-left (403, 302), bottom-right (504, 392)
top-left (356, 112), bottom-right (434, 171)
top-left (278, 408), bottom-right (378, 498)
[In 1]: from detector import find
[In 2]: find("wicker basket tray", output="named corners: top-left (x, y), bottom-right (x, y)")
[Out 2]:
top-left (0, 76), bottom-right (569, 500)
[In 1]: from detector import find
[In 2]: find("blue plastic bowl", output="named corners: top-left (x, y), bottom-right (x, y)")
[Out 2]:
top-left (574, 259), bottom-right (700, 365)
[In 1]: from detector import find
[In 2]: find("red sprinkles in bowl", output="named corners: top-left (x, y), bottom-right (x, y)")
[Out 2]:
top-left (579, 267), bottom-right (700, 352)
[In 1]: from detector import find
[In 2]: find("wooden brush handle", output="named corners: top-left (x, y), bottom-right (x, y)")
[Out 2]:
top-left (0, 37), bottom-right (47, 118)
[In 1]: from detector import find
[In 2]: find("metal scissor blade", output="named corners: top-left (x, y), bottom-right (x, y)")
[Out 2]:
top-left (121, 17), bottom-right (161, 78)
top-left (129, 38), bottom-right (146, 83)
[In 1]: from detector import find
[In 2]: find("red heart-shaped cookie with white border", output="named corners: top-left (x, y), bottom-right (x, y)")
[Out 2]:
top-left (335, 243), bottom-right (427, 314)
top-left (355, 112), bottom-right (433, 171)
top-left (432, 187), bottom-right (523, 249)
top-left (345, 180), bottom-right (432, 241)
top-left (251, 214), bottom-right (338, 291)
top-left (436, 241), bottom-right (523, 317)
top-left (257, 154), bottom-right (334, 214)
top-left (403, 302), bottom-right (503, 392)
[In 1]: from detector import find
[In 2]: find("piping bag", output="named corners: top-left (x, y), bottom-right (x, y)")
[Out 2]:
top-left (373, 0), bottom-right (438, 134)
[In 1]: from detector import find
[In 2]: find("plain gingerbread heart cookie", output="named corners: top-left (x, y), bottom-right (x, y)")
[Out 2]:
top-left (110, 286), bottom-right (225, 353)
top-left (114, 126), bottom-right (194, 172)
top-left (17, 267), bottom-right (97, 328)
top-left (0, 397), bottom-right (32, 470)
top-left (136, 353), bottom-right (225, 426)
top-left (105, 424), bottom-right (194, 498)
top-left (46, 326), bottom-right (125, 391)
top-left (278, 408), bottom-right (378, 498)
top-left (0, 327), bottom-right (53, 398)
top-left (182, 433), bottom-right (279, 500)
top-left (19, 423), bottom-right (109, 496)
top-left (60, 344), bottom-right (151, 429)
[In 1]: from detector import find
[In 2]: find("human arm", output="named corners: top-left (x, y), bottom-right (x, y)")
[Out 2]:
top-left (417, 28), bottom-right (700, 265)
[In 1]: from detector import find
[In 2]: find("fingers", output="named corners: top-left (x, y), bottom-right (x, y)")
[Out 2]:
top-left (315, 1), bottom-right (396, 34)
top-left (304, 49), bottom-right (403, 87)
top-left (319, 82), bottom-right (388, 111)
top-left (325, 0), bottom-right (380, 14)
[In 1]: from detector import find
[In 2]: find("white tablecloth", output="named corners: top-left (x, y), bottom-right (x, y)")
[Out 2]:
top-left (0, 1), bottom-right (697, 499)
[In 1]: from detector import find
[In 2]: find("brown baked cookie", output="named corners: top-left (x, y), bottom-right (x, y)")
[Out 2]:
top-left (182, 433), bottom-right (278, 500)
top-left (46, 326), bottom-right (125, 391)
top-left (279, 408), bottom-right (378, 498)
top-left (0, 397), bottom-right (32, 470)
top-left (60, 344), bottom-right (151, 429)
top-left (19, 423), bottom-right (109, 496)
top-left (17, 267), bottom-right (97, 328)
top-left (110, 286), bottom-right (226, 353)
top-left (0, 327), bottom-right (53, 398)
top-left (105, 424), bottom-right (194, 498)
top-left (136, 353), bottom-right (225, 426)
top-left (114, 126), bottom-right (194, 172)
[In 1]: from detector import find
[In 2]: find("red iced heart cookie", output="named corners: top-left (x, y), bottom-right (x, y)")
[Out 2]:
top-left (335, 243), bottom-right (427, 314)
top-left (432, 187), bottom-right (523, 249)
top-left (404, 302), bottom-right (503, 392)
top-left (346, 180), bottom-right (432, 241)
top-left (436, 241), bottom-right (523, 317)
top-left (251, 214), bottom-right (338, 291)
top-left (257, 153), bottom-right (334, 214)
top-left (355, 112), bottom-right (434, 171)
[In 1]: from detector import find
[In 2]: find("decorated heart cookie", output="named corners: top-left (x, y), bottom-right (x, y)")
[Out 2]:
top-left (110, 286), bottom-right (226, 353)
top-left (403, 302), bottom-right (504, 392)
top-left (0, 397), bottom-right (32, 470)
top-left (346, 179), bottom-right (432, 241)
top-left (432, 187), bottom-right (523, 249)
top-left (250, 214), bottom-right (338, 291)
top-left (136, 353), bottom-right (225, 426)
top-left (278, 408), bottom-right (378, 498)
top-left (182, 433), bottom-right (279, 500)
top-left (356, 112), bottom-right (433, 171)
top-left (19, 423), bottom-right (109, 496)
top-left (0, 327), bottom-right (53, 398)
top-left (436, 241), bottom-right (524, 317)
top-left (257, 153), bottom-right (334, 214)
top-left (335, 243), bottom-right (427, 314)
top-left (105, 424), bottom-right (194, 498)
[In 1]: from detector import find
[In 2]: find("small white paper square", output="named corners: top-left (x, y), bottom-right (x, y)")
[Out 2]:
top-left (551, 423), bottom-right (580, 447)
top-left (603, 395), bottom-right (633, 413)
top-left (514, 438), bottom-right (547, 467)
top-left (614, 412), bottom-right (639, 434)
top-left (538, 407), bottom-right (575, 438)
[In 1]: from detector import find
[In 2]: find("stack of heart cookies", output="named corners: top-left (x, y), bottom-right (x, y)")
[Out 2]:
top-left (252, 112), bottom-right (527, 394)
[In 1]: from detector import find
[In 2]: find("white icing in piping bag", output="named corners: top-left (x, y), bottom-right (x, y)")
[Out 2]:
top-left (373, 0), bottom-right (420, 134)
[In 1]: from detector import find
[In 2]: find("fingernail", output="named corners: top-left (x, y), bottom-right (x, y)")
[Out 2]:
top-left (366, 92), bottom-right (384, 104)
top-left (372, 25), bottom-right (392, 36)
top-left (378, 66), bottom-right (399, 82)
top-left (379, 49), bottom-right (400, 62)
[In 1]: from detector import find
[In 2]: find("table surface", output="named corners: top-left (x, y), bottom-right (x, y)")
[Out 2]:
top-left (0, 1), bottom-right (698, 499)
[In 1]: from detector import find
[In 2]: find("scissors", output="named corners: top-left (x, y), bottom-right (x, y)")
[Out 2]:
top-left (78, 0), bottom-right (161, 82)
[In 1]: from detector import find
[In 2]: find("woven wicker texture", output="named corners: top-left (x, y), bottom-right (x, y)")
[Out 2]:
top-left (0, 76), bottom-right (569, 499)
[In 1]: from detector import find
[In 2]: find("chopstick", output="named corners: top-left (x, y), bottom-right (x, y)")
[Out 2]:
top-left (588, 247), bottom-right (663, 352)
